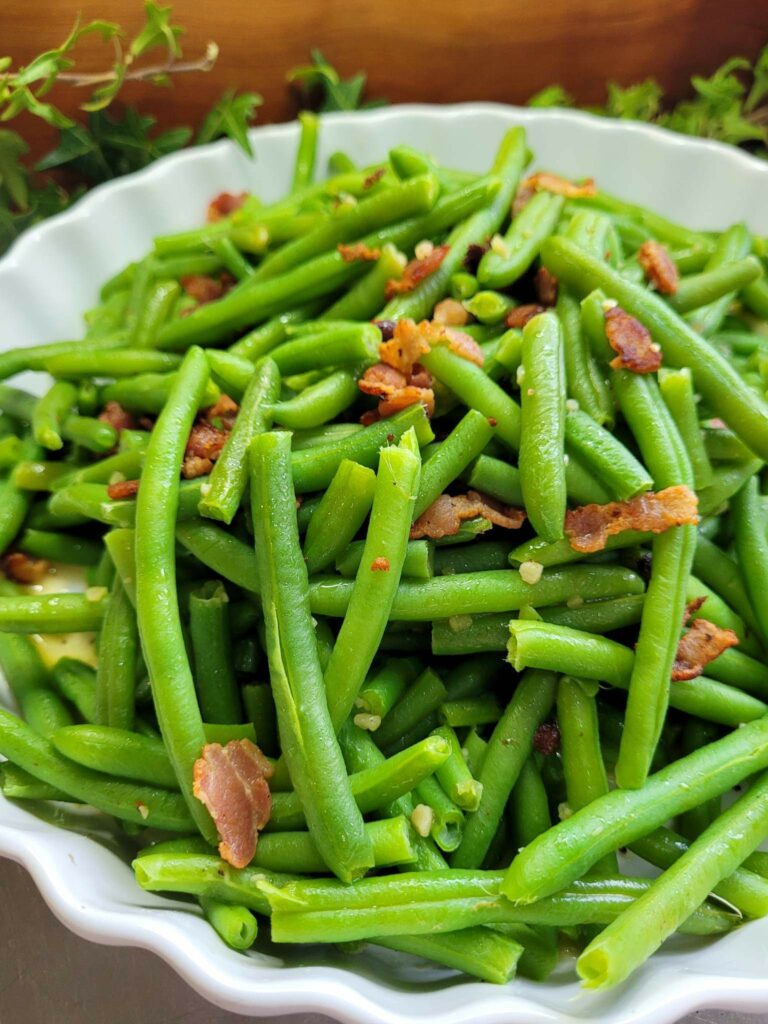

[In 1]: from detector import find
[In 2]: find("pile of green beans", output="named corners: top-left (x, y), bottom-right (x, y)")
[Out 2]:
top-left (1, 116), bottom-right (768, 992)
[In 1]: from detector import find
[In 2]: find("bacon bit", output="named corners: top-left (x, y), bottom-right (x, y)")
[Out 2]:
top-left (363, 167), bottom-right (386, 190)
top-left (182, 421), bottom-right (228, 479)
top-left (337, 242), bottom-right (381, 263)
top-left (605, 306), bottom-right (661, 373)
top-left (410, 364), bottom-right (433, 389)
top-left (360, 409), bottom-right (381, 426)
top-left (535, 266), bottom-right (559, 307)
top-left (672, 619), bottom-right (739, 681)
top-left (379, 319), bottom-right (431, 376)
top-left (533, 722), bottom-right (560, 756)
top-left (204, 393), bottom-right (239, 431)
top-left (410, 490), bottom-right (526, 540)
top-left (358, 362), bottom-right (434, 420)
top-left (683, 595), bottom-right (708, 627)
top-left (506, 304), bottom-right (546, 329)
top-left (385, 244), bottom-right (450, 299)
top-left (463, 241), bottom-right (490, 273)
top-left (107, 478), bottom-right (140, 500)
top-left (638, 240), bottom-right (680, 295)
top-left (564, 484), bottom-right (699, 554)
top-left (193, 739), bottom-right (273, 869)
top-left (181, 273), bottom-right (235, 306)
top-left (99, 401), bottom-right (138, 433)
top-left (2, 552), bottom-right (49, 584)
top-left (371, 557), bottom-right (390, 571)
top-left (488, 417), bottom-right (498, 427)
top-left (373, 319), bottom-right (396, 341)
top-left (512, 181), bottom-right (537, 217)
top-left (207, 192), bottom-right (248, 222)
top-left (524, 172), bottom-right (597, 199)
top-left (433, 298), bottom-right (470, 326)
top-left (418, 321), bottom-right (485, 367)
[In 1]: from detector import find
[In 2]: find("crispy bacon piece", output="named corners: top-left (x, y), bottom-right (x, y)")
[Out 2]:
top-left (107, 478), bottom-right (140, 500)
top-left (371, 557), bottom-right (390, 571)
top-left (683, 595), bottom-right (708, 626)
top-left (379, 319), bottom-right (431, 376)
top-left (182, 421), bottom-right (228, 479)
top-left (379, 385), bottom-right (435, 418)
top-left (506, 304), bottom-right (546, 329)
top-left (513, 172), bottom-right (596, 217)
top-left (433, 297), bottom-right (470, 326)
top-left (410, 490), bottom-right (526, 540)
top-left (410, 364), bottom-right (433, 389)
top-left (207, 191), bottom-right (248, 222)
top-left (363, 167), bottom-right (386, 190)
top-left (418, 321), bottom-right (485, 367)
top-left (533, 722), bottom-right (561, 756)
top-left (204, 393), bottom-right (239, 431)
top-left (99, 401), bottom-right (138, 433)
top-left (564, 484), bottom-right (699, 554)
top-left (605, 306), bottom-right (661, 373)
top-left (672, 618), bottom-right (739, 681)
top-left (385, 244), bottom-right (450, 299)
top-left (535, 266), bottom-right (559, 307)
top-left (359, 409), bottom-right (381, 426)
top-left (358, 362), bottom-right (434, 419)
top-left (182, 273), bottom-right (236, 307)
top-left (463, 241), bottom-right (490, 273)
top-left (638, 240), bottom-right (679, 295)
top-left (2, 552), bottom-right (49, 583)
top-left (359, 362), bottom-right (409, 394)
top-left (193, 739), bottom-right (273, 869)
top-left (337, 242), bottom-right (381, 263)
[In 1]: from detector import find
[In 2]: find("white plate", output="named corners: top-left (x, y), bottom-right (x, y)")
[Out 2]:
top-left (1, 103), bottom-right (768, 1024)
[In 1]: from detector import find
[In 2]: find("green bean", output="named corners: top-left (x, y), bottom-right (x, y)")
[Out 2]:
top-left (309, 564), bottom-right (644, 620)
top-left (32, 381), bottom-right (77, 451)
top-left (375, 929), bottom-right (521, 985)
top-left (198, 356), bottom-right (279, 524)
top-left (432, 725), bottom-right (483, 811)
top-left (50, 657), bottom-right (97, 723)
top-left (510, 756), bottom-right (551, 848)
top-left (354, 657), bottom-right (421, 718)
top-left (271, 322), bottom-right (380, 375)
top-left (0, 334), bottom-right (128, 382)
top-left (677, 719), bottom-right (722, 840)
top-left (564, 409), bottom-right (651, 499)
top-left (578, 771), bottom-right (768, 989)
top-left (302, 459), bottom-right (377, 575)
top-left (483, 328), bottom-right (523, 381)
top-left (375, 668), bottom-right (447, 751)
top-left (698, 457), bottom-right (764, 517)
top-left (265, 871), bottom-right (733, 945)
top-left (250, 429), bottom-right (373, 880)
top-left (413, 774), bottom-right (465, 851)
top-left (435, 539), bottom-right (513, 576)
top-left (134, 346), bottom-right (216, 842)
top-left (12, 460), bottom-right (74, 492)
top-left (419, 344), bottom-right (521, 451)
top-left (462, 290), bottom-right (515, 325)
top-left (557, 676), bottom-right (616, 874)
top-left (337, 538), bottom-right (433, 580)
top-left (439, 696), bottom-right (503, 727)
top-left (450, 271), bottom-right (478, 300)
top-left (131, 278), bottom-right (182, 347)
top-left (452, 670), bottom-right (557, 869)
top-left (292, 423), bottom-right (363, 452)
top-left (272, 370), bottom-right (358, 430)
top-left (103, 371), bottom-right (220, 415)
top-left (542, 236), bottom-right (768, 460)
top-left (658, 367), bottom-right (714, 489)
top-left (45, 349), bottom-right (182, 378)
top-left (157, 178), bottom-right (499, 349)
top-left (51, 448), bottom-right (145, 493)
top-left (478, 192), bottom-right (565, 288)
top-left (0, 434), bottom-right (23, 469)
top-left (189, 581), bottom-right (242, 724)
top-left (630, 825), bottom-right (768, 919)
top-left (741, 273), bottom-right (768, 319)
top-left (242, 684), bottom-right (278, 757)
top-left (0, 439), bottom-right (40, 551)
top-left (693, 533), bottom-right (762, 643)
top-left (267, 734), bottom-right (450, 831)
top-left (176, 519), bottom-right (259, 592)
top-left (465, 454), bottom-right (523, 506)
top-left (380, 127), bottom-right (528, 320)
top-left (519, 312), bottom-right (566, 540)
top-left (228, 305), bottom-right (319, 361)
top-left (0, 762), bottom-right (72, 801)
top-left (95, 575), bottom-right (137, 730)
top-left (0, 590), bottom-right (107, 633)
top-left (732, 476), bottom-right (768, 647)
top-left (291, 403), bottom-right (433, 493)
top-left (0, 707), bottom-right (193, 830)
top-left (322, 244), bottom-right (406, 321)
top-left (570, 192), bottom-right (714, 251)
top-left (414, 409), bottom-right (495, 519)
top-left (199, 898), bottom-right (257, 950)
top-left (558, 285), bottom-right (613, 425)
top-left (50, 724), bottom-right (178, 789)
top-left (502, 713), bottom-right (768, 905)
top-left (255, 175), bottom-right (437, 281)
top-left (668, 256), bottom-right (761, 315)
top-left (684, 224), bottom-right (752, 336)
top-left (206, 237), bottom-right (254, 281)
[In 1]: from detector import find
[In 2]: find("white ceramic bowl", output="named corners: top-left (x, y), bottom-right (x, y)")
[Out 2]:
top-left (1, 103), bottom-right (768, 1024)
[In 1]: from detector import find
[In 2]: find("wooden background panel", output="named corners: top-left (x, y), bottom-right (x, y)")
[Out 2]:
top-left (4, 0), bottom-right (768, 158)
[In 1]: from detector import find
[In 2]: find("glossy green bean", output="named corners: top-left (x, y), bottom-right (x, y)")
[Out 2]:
top-left (189, 580), bottom-right (242, 724)
top-left (302, 458), bottom-right (377, 575)
top-left (478, 191), bottom-right (565, 288)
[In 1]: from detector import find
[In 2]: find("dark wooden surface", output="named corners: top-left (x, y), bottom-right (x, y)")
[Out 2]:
top-left (4, 0), bottom-right (768, 158)
top-left (2, 858), bottom-right (768, 1024)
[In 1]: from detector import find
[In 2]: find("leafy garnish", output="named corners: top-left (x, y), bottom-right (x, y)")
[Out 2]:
top-left (287, 48), bottom-right (385, 112)
top-left (197, 90), bottom-right (263, 156)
